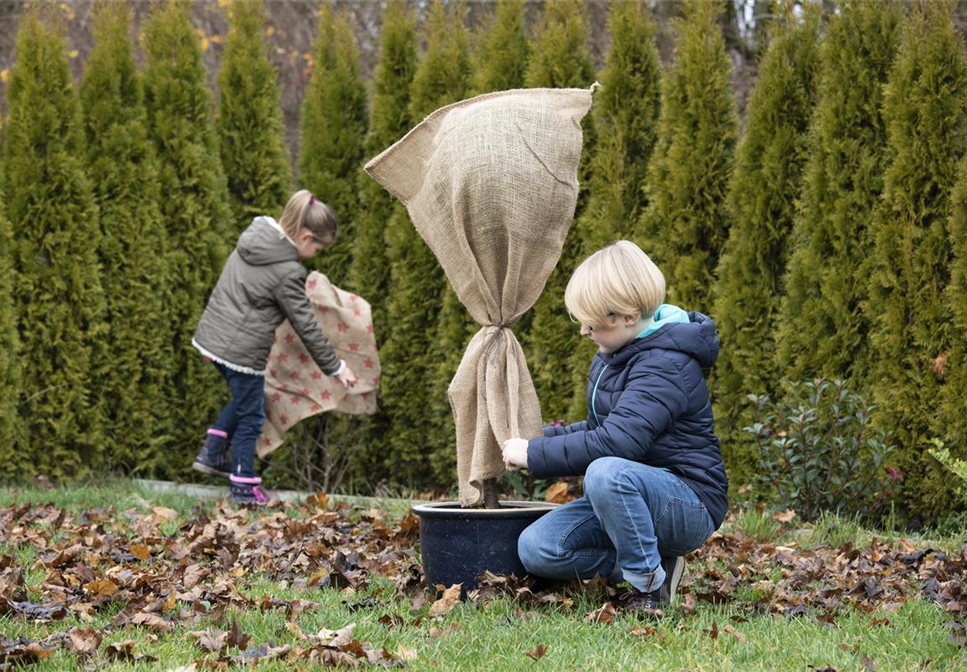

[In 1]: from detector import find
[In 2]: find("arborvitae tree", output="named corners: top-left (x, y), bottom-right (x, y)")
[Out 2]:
top-left (640, 0), bottom-right (738, 315)
top-left (0, 193), bottom-right (20, 462)
top-left (470, 0), bottom-right (529, 95)
top-left (81, 2), bottom-right (172, 473)
top-left (776, 0), bottom-right (902, 384)
top-left (216, 0), bottom-right (291, 226)
top-left (348, 0), bottom-right (417, 325)
top-left (142, 1), bottom-right (234, 466)
top-left (298, 5), bottom-right (367, 286)
top-left (566, 0), bottom-right (663, 419)
top-left (942, 159), bottom-right (967, 499)
top-left (344, 0), bottom-right (417, 484)
top-left (1, 10), bottom-right (106, 479)
top-left (865, 0), bottom-right (967, 521)
top-left (381, 0), bottom-right (471, 486)
top-left (712, 3), bottom-right (821, 482)
top-left (521, 0), bottom-right (596, 425)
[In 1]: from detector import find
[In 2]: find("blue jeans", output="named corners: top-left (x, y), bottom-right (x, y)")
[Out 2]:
top-left (518, 457), bottom-right (715, 592)
top-left (211, 362), bottom-right (266, 478)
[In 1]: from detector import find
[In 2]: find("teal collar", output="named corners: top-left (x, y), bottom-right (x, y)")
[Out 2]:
top-left (635, 304), bottom-right (688, 340)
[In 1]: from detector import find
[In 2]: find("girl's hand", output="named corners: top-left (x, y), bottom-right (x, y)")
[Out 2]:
top-left (502, 438), bottom-right (529, 471)
top-left (334, 366), bottom-right (358, 389)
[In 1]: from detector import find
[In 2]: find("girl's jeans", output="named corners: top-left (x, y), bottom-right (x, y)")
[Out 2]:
top-left (211, 362), bottom-right (266, 478)
top-left (518, 457), bottom-right (715, 593)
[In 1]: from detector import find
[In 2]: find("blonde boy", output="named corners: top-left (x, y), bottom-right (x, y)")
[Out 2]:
top-left (503, 240), bottom-right (728, 613)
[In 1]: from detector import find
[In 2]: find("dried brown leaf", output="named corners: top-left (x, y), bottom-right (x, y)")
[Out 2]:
top-left (129, 544), bottom-right (151, 562)
top-left (545, 482), bottom-right (573, 504)
top-left (429, 584), bottom-right (461, 617)
top-left (584, 602), bottom-right (616, 624)
top-left (526, 644), bottom-right (548, 660)
top-left (723, 624), bottom-right (746, 642)
top-left (189, 628), bottom-right (228, 653)
top-left (67, 626), bottom-right (102, 655)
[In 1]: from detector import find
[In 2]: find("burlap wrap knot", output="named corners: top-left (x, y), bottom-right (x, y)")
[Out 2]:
top-left (365, 87), bottom-right (593, 506)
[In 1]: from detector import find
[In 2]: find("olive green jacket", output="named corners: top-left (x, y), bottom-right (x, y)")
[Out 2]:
top-left (192, 217), bottom-right (342, 376)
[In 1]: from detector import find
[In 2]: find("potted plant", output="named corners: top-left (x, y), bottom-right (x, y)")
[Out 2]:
top-left (364, 86), bottom-right (594, 592)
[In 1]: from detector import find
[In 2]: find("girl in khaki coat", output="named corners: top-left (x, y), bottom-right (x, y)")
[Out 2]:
top-left (192, 190), bottom-right (357, 504)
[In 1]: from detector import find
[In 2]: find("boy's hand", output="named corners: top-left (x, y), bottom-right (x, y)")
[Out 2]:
top-left (334, 366), bottom-right (358, 389)
top-left (502, 438), bottom-right (529, 471)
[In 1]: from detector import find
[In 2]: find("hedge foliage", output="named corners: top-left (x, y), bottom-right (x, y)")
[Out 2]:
top-left (3, 1), bottom-right (967, 522)
top-left (865, 0), bottom-right (967, 521)
top-left (80, 2), bottom-right (172, 473)
top-left (216, 0), bottom-right (292, 226)
top-left (141, 1), bottom-right (234, 469)
top-left (2, 8), bottom-right (106, 479)
top-left (712, 2), bottom-right (822, 482)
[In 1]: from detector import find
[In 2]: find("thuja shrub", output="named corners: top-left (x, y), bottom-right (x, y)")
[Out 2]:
top-left (744, 378), bottom-right (901, 524)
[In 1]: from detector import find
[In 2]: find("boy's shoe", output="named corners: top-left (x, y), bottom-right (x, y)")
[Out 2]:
top-left (618, 586), bottom-right (666, 616)
top-left (618, 556), bottom-right (686, 616)
top-left (229, 475), bottom-right (271, 506)
top-left (192, 430), bottom-right (232, 478)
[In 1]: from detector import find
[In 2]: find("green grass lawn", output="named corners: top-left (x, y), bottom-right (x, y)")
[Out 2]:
top-left (0, 479), bottom-right (964, 671)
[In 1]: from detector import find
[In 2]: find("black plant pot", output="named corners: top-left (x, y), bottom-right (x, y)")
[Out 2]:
top-left (412, 500), bottom-right (558, 595)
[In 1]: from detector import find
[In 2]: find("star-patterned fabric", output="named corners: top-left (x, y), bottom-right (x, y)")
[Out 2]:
top-left (258, 271), bottom-right (379, 456)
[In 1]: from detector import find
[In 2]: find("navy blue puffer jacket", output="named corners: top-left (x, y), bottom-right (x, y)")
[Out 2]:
top-left (526, 311), bottom-right (729, 529)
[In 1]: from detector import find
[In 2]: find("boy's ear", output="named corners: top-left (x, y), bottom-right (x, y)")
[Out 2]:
top-left (622, 313), bottom-right (640, 326)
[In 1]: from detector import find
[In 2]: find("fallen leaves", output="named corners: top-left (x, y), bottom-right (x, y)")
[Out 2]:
top-left (1, 497), bottom-right (965, 669)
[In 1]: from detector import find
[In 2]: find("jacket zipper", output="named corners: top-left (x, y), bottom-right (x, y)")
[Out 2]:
top-left (591, 363), bottom-right (609, 425)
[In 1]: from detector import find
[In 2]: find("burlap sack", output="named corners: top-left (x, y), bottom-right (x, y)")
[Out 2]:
top-left (364, 87), bottom-right (593, 506)
top-left (259, 271), bottom-right (380, 456)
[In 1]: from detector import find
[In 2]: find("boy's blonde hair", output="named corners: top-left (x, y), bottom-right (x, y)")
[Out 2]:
top-left (564, 240), bottom-right (665, 328)
top-left (279, 189), bottom-right (339, 243)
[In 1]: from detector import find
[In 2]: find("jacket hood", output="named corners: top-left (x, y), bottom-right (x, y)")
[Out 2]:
top-left (236, 217), bottom-right (299, 266)
top-left (606, 310), bottom-right (719, 369)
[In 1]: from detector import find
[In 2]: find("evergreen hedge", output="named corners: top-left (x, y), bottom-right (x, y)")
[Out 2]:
top-left (471, 0), bottom-right (529, 95)
top-left (640, 0), bottom-right (737, 315)
top-left (1, 9), bottom-right (106, 479)
top-left (345, 0), bottom-right (418, 482)
top-left (217, 0), bottom-right (292, 226)
top-left (380, 0), bottom-right (471, 487)
top-left (942, 158), bottom-right (967, 499)
top-left (521, 0), bottom-right (596, 425)
top-left (298, 4), bottom-right (368, 286)
top-left (142, 1), bottom-right (234, 467)
top-left (80, 2), bottom-right (172, 473)
top-left (712, 3), bottom-right (822, 482)
top-left (0, 191), bottom-right (20, 460)
top-left (775, 0), bottom-right (902, 386)
top-left (866, 0), bottom-right (967, 520)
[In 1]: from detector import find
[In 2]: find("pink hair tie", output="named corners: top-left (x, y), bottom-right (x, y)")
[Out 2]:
top-left (309, 196), bottom-right (316, 205)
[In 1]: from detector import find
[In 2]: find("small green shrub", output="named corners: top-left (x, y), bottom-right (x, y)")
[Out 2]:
top-left (744, 378), bottom-right (901, 523)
